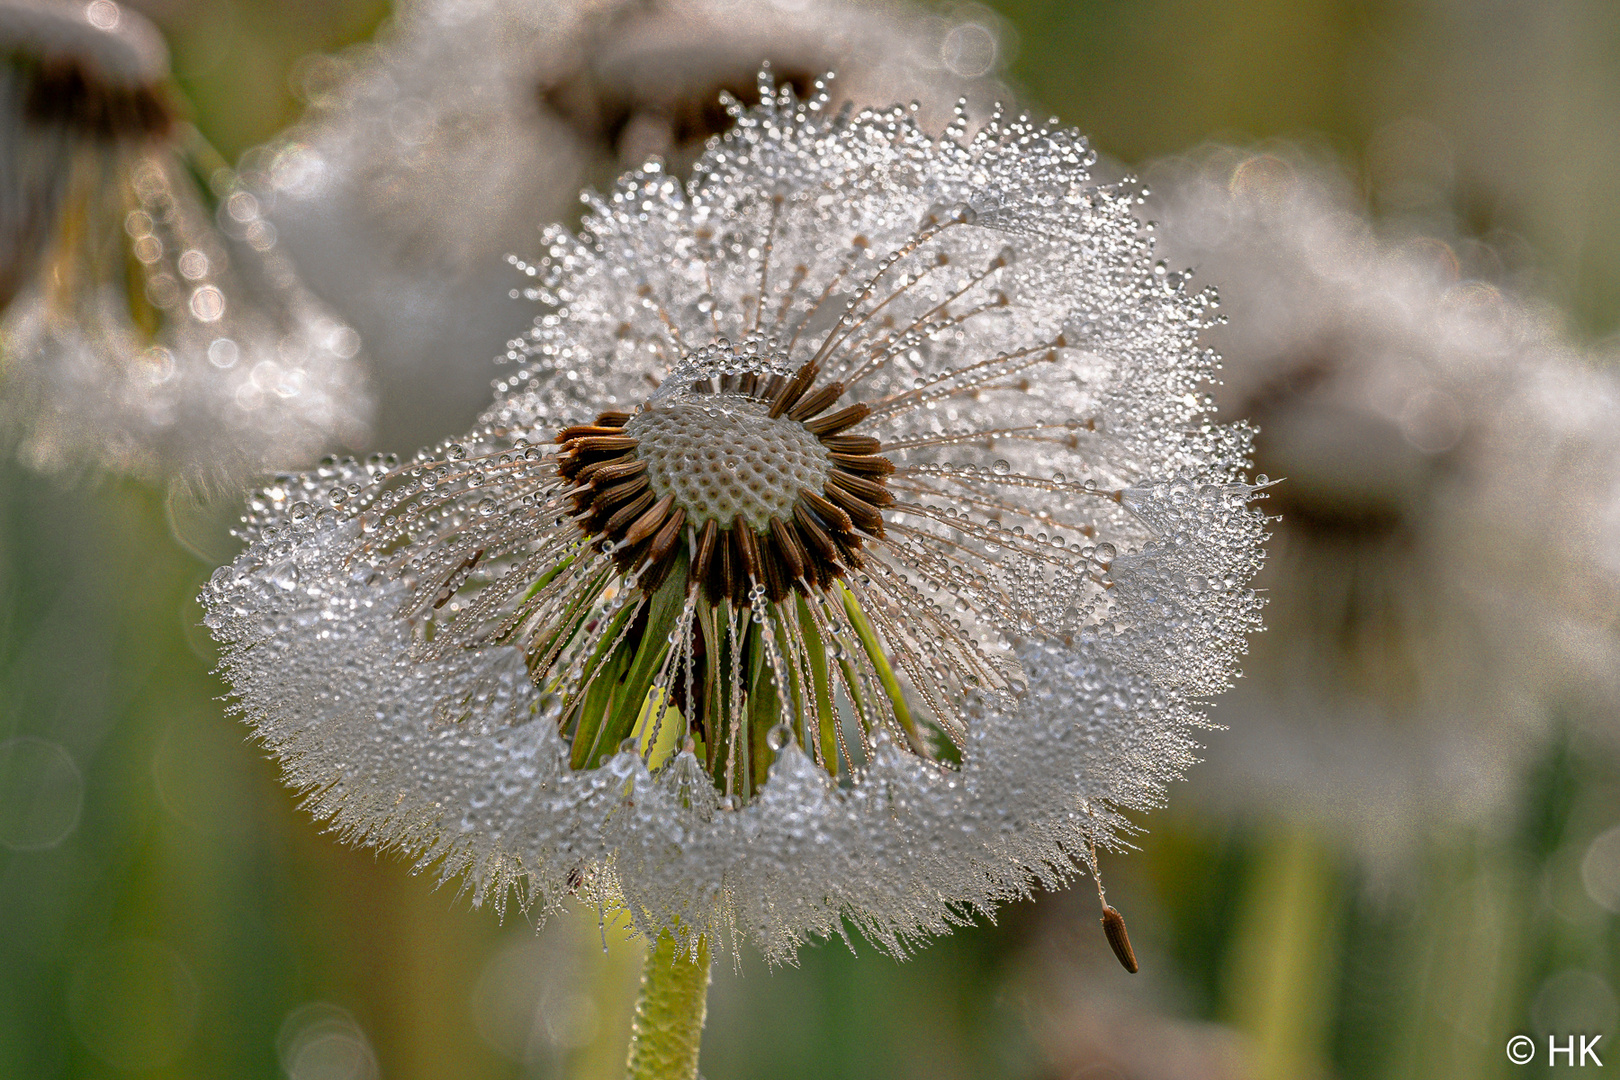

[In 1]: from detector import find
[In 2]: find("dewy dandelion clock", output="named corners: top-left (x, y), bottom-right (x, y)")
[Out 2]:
top-left (204, 74), bottom-right (1265, 1034)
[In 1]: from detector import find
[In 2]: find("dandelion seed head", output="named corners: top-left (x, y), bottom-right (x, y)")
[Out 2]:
top-left (1150, 147), bottom-right (1620, 866)
top-left (0, 1), bottom-right (372, 487)
top-left (206, 82), bottom-right (1266, 959)
top-left (1, 1), bottom-right (167, 75)
top-left (250, 0), bottom-right (1014, 449)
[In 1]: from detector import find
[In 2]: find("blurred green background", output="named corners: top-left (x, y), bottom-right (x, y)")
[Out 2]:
top-left (3, 1), bottom-right (1619, 1078)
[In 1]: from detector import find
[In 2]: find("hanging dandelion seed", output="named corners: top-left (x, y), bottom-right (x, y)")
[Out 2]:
top-left (203, 75), bottom-right (1265, 980)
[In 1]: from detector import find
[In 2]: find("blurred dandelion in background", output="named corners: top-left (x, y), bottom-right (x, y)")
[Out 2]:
top-left (0, 0), bottom-right (371, 487)
top-left (201, 73), bottom-right (1266, 1068)
top-left (994, 146), bottom-right (1620, 1080)
top-left (245, 0), bottom-right (1014, 449)
top-left (1146, 149), bottom-right (1620, 865)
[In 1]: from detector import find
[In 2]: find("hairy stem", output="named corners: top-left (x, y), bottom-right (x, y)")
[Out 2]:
top-left (626, 933), bottom-right (711, 1080)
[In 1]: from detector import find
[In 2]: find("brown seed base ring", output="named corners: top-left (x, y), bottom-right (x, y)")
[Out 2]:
top-left (556, 360), bottom-right (893, 605)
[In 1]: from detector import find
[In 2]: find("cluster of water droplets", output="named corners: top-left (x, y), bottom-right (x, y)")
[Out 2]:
top-left (203, 80), bottom-right (1267, 958)
top-left (649, 334), bottom-right (798, 400)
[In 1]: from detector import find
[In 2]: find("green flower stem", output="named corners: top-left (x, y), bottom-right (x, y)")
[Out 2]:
top-left (626, 933), bottom-right (711, 1080)
top-left (1225, 826), bottom-right (1343, 1080)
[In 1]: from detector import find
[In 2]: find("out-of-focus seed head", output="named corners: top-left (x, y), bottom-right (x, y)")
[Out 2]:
top-left (1149, 147), bottom-right (1620, 866)
top-left (204, 78), bottom-right (1267, 958)
top-left (248, 0), bottom-right (1015, 450)
top-left (2, 0), bottom-right (172, 306)
top-left (0, 0), bottom-right (373, 487)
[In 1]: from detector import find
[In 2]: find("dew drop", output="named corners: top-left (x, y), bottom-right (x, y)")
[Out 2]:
top-left (269, 561), bottom-right (300, 591)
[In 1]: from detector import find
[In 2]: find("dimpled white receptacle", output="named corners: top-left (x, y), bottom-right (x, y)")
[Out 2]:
top-left (627, 398), bottom-right (831, 532)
